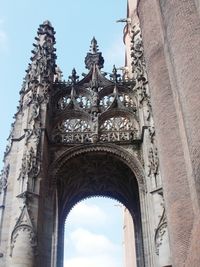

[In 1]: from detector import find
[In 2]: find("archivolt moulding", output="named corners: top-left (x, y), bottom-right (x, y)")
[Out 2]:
top-left (50, 143), bottom-right (146, 191)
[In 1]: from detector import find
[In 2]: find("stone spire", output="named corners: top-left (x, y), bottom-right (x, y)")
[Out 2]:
top-left (85, 37), bottom-right (104, 70)
top-left (23, 20), bottom-right (57, 91)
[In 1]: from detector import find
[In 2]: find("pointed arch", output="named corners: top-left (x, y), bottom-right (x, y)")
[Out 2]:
top-left (50, 143), bottom-right (146, 191)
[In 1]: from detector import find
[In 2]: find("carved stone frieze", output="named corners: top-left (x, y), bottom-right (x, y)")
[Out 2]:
top-left (52, 115), bottom-right (140, 145)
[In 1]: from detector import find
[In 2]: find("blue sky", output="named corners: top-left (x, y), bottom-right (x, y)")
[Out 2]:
top-left (0, 1), bottom-right (127, 266)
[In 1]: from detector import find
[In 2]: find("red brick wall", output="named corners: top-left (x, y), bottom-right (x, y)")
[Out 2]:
top-left (136, 0), bottom-right (200, 266)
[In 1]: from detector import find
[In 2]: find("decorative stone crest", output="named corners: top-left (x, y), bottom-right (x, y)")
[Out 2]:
top-left (85, 37), bottom-right (104, 70)
top-left (51, 39), bottom-right (140, 145)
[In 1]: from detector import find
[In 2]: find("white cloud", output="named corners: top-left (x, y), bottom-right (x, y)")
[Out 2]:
top-left (64, 255), bottom-right (120, 267)
top-left (64, 228), bottom-right (122, 267)
top-left (64, 199), bottom-right (124, 267)
top-left (70, 228), bottom-right (119, 255)
top-left (66, 202), bottom-right (107, 227)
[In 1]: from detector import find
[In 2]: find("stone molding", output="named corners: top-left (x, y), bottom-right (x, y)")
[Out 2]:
top-left (50, 143), bottom-right (146, 191)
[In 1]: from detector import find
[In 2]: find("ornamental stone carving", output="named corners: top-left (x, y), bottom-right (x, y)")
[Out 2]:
top-left (51, 40), bottom-right (141, 146)
top-left (18, 146), bottom-right (40, 193)
top-left (154, 191), bottom-right (167, 256)
top-left (0, 165), bottom-right (9, 194)
top-left (29, 97), bottom-right (41, 123)
top-left (10, 205), bottom-right (37, 257)
top-left (50, 143), bottom-right (146, 192)
top-left (27, 21), bottom-right (56, 84)
top-left (16, 21), bottom-right (56, 118)
top-left (148, 148), bottom-right (159, 179)
top-left (130, 24), bottom-right (152, 125)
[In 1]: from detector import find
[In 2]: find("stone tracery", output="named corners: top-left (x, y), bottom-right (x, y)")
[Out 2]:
top-left (51, 40), bottom-right (141, 145)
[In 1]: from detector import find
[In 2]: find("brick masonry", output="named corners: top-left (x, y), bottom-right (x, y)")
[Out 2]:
top-left (136, 0), bottom-right (200, 266)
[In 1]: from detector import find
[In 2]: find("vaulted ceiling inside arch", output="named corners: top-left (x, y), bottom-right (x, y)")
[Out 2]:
top-left (56, 152), bottom-right (140, 219)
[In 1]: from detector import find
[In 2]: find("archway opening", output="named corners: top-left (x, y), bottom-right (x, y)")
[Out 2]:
top-left (64, 197), bottom-right (127, 267)
top-left (54, 148), bottom-right (145, 267)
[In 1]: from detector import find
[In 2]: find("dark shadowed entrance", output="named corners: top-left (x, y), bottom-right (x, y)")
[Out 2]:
top-left (51, 145), bottom-right (145, 267)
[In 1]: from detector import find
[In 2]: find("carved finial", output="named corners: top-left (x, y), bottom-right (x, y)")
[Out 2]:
top-left (90, 37), bottom-right (99, 54)
top-left (38, 20), bottom-right (55, 36)
top-left (68, 68), bottom-right (79, 85)
top-left (110, 65), bottom-right (121, 83)
top-left (85, 38), bottom-right (104, 70)
top-left (42, 20), bottom-right (52, 27)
